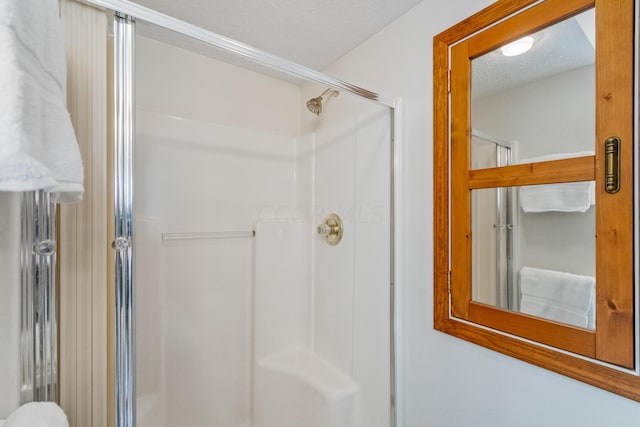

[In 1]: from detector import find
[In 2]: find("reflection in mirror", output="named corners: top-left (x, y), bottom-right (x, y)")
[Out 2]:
top-left (471, 185), bottom-right (515, 310)
top-left (471, 9), bottom-right (595, 169)
top-left (472, 183), bottom-right (596, 330)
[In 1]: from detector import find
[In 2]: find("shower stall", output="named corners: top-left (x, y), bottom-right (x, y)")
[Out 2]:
top-left (105, 3), bottom-right (399, 427)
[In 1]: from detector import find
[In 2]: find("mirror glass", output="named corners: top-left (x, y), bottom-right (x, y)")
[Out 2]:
top-left (470, 9), bottom-right (595, 169)
top-left (471, 183), bottom-right (596, 329)
top-left (469, 8), bottom-right (597, 330)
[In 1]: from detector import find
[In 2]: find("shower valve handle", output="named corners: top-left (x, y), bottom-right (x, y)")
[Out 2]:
top-left (317, 213), bottom-right (344, 246)
top-left (317, 223), bottom-right (336, 236)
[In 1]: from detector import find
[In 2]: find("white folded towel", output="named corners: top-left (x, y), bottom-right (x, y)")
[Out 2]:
top-left (519, 151), bottom-right (594, 213)
top-left (3, 402), bottom-right (69, 427)
top-left (519, 266), bottom-right (595, 329)
top-left (0, 0), bottom-right (83, 202)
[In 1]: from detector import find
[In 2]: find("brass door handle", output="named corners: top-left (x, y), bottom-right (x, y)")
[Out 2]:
top-left (605, 136), bottom-right (620, 194)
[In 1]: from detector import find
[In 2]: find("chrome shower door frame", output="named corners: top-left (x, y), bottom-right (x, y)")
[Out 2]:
top-left (113, 12), bottom-right (135, 427)
top-left (20, 190), bottom-right (58, 403)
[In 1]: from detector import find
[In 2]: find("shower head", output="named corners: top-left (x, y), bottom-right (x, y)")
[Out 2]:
top-left (306, 88), bottom-right (339, 116)
top-left (306, 97), bottom-right (323, 115)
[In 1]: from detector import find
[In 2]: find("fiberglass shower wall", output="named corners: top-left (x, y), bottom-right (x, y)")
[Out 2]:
top-left (134, 32), bottom-right (298, 427)
top-left (298, 84), bottom-right (391, 427)
top-left (133, 23), bottom-right (391, 427)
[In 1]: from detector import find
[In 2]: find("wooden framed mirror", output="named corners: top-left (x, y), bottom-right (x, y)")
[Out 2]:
top-left (434, 0), bottom-right (637, 398)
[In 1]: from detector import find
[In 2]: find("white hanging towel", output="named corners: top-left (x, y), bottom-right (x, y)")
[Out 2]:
top-left (0, 0), bottom-right (83, 202)
top-left (519, 266), bottom-right (595, 329)
top-left (519, 151), bottom-right (594, 213)
top-left (3, 402), bottom-right (69, 427)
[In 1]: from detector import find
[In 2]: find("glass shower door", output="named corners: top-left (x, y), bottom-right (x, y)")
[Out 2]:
top-left (113, 13), bottom-right (394, 427)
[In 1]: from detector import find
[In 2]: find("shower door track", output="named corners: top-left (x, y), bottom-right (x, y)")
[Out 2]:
top-left (107, 3), bottom-right (400, 427)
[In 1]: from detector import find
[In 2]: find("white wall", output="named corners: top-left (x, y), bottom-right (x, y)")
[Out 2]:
top-left (473, 65), bottom-right (595, 160)
top-left (322, 1), bottom-right (640, 425)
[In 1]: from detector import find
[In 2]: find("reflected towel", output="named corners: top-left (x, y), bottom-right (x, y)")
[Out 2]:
top-left (519, 152), bottom-right (594, 213)
top-left (519, 266), bottom-right (595, 329)
top-left (0, 0), bottom-right (83, 202)
top-left (4, 402), bottom-right (69, 427)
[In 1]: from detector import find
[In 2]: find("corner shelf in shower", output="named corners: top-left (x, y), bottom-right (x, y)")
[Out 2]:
top-left (258, 350), bottom-right (358, 399)
top-left (255, 349), bottom-right (360, 427)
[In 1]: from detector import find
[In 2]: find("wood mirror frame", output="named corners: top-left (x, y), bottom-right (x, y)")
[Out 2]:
top-left (433, 0), bottom-right (638, 399)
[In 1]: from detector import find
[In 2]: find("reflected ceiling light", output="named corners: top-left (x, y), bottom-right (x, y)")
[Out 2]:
top-left (500, 36), bottom-right (534, 56)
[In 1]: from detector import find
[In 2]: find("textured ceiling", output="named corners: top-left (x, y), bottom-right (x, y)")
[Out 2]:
top-left (130, 0), bottom-right (424, 71)
top-left (472, 9), bottom-right (595, 98)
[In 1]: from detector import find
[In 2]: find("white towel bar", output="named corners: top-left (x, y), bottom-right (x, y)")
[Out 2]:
top-left (161, 230), bottom-right (255, 241)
